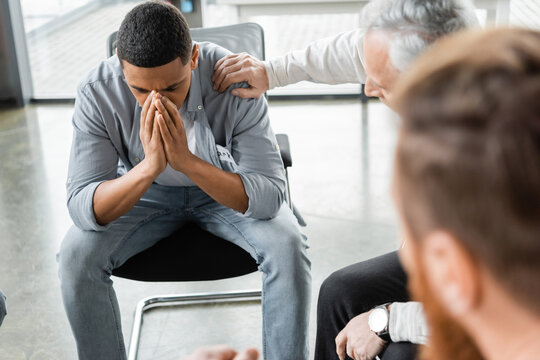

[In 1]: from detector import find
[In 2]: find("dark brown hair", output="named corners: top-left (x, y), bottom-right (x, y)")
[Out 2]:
top-left (394, 28), bottom-right (540, 314)
top-left (117, 1), bottom-right (192, 67)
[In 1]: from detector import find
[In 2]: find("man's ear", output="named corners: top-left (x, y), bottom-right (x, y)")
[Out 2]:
top-left (421, 231), bottom-right (481, 316)
top-left (191, 44), bottom-right (199, 70)
top-left (116, 49), bottom-right (124, 69)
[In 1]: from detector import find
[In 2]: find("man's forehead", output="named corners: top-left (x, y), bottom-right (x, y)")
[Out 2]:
top-left (123, 58), bottom-right (190, 90)
top-left (364, 29), bottom-right (392, 55)
top-left (363, 30), bottom-right (400, 87)
top-left (122, 57), bottom-right (188, 74)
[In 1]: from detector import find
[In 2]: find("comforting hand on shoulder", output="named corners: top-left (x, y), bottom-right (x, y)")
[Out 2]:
top-left (212, 52), bottom-right (269, 99)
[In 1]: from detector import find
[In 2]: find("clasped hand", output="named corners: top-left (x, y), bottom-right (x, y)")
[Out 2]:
top-left (139, 90), bottom-right (194, 176)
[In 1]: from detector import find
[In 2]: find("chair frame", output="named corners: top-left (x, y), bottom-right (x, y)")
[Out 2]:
top-left (127, 290), bottom-right (262, 360)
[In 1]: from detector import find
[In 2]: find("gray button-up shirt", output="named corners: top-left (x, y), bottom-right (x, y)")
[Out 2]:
top-left (67, 42), bottom-right (286, 231)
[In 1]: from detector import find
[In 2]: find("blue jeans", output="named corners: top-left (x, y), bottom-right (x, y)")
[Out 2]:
top-left (0, 290), bottom-right (6, 327)
top-left (58, 185), bottom-right (311, 360)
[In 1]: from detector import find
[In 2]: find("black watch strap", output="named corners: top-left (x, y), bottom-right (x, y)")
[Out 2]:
top-left (377, 330), bottom-right (391, 342)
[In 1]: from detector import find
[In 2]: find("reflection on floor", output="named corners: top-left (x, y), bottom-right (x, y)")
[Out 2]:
top-left (0, 98), bottom-right (400, 359)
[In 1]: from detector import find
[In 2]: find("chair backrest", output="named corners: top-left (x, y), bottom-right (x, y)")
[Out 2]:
top-left (107, 22), bottom-right (265, 61)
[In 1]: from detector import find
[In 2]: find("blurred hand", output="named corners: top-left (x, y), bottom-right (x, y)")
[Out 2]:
top-left (231, 348), bottom-right (258, 360)
top-left (335, 311), bottom-right (386, 360)
top-left (139, 91), bottom-right (167, 177)
top-left (182, 345), bottom-right (259, 360)
top-left (212, 53), bottom-right (268, 98)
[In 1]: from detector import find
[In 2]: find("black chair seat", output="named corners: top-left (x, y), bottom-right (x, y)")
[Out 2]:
top-left (112, 223), bottom-right (258, 282)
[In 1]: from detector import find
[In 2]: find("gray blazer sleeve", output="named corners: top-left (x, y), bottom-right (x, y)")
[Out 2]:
top-left (66, 85), bottom-right (120, 231)
top-left (230, 92), bottom-right (286, 219)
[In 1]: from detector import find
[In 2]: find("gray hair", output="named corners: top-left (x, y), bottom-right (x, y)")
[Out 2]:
top-left (361, 0), bottom-right (479, 72)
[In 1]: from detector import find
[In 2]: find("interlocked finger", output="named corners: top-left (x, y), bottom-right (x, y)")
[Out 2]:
top-left (154, 98), bottom-right (176, 132)
top-left (162, 96), bottom-right (184, 132)
top-left (145, 99), bottom-right (157, 140)
top-left (157, 113), bottom-right (173, 144)
top-left (140, 90), bottom-right (154, 137)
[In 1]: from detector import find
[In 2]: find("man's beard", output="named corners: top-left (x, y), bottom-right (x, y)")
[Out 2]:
top-left (409, 260), bottom-right (485, 360)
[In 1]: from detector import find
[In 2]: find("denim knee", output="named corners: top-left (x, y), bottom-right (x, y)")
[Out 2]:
top-left (58, 227), bottom-right (110, 286)
top-left (0, 290), bottom-right (6, 327)
top-left (261, 226), bottom-right (310, 274)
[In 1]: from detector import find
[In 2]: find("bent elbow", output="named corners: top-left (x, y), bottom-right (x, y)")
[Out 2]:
top-left (245, 189), bottom-right (285, 220)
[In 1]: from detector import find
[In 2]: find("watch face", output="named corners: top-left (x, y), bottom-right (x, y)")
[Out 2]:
top-left (369, 308), bottom-right (389, 333)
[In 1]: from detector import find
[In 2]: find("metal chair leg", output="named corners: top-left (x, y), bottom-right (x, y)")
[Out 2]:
top-left (285, 168), bottom-right (292, 210)
top-left (127, 289), bottom-right (262, 360)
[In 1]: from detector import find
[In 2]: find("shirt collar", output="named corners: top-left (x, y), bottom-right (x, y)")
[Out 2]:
top-left (184, 66), bottom-right (204, 113)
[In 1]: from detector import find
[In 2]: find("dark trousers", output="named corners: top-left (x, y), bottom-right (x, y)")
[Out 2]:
top-left (314, 251), bottom-right (417, 360)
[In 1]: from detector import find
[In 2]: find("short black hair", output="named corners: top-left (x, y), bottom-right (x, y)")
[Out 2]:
top-left (116, 1), bottom-right (192, 67)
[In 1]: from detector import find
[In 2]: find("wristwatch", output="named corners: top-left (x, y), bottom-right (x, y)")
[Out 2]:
top-left (368, 303), bottom-right (392, 342)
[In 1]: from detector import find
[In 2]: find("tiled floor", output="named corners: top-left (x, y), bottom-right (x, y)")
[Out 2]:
top-left (0, 98), bottom-right (400, 359)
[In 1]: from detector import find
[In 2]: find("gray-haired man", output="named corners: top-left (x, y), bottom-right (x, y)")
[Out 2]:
top-left (212, 1), bottom-right (478, 359)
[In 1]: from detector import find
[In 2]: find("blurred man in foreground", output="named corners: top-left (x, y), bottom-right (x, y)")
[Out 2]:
top-left (394, 27), bottom-right (540, 360)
